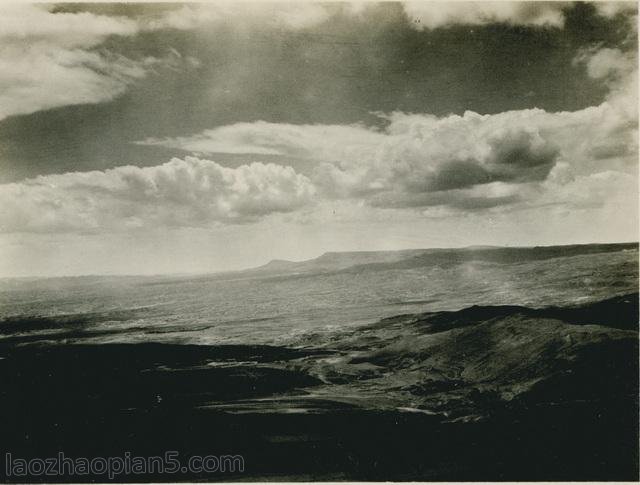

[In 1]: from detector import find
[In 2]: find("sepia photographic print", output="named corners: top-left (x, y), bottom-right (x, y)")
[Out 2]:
top-left (0, 0), bottom-right (638, 482)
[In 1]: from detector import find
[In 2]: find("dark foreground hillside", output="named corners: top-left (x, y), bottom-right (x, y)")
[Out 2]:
top-left (0, 294), bottom-right (637, 481)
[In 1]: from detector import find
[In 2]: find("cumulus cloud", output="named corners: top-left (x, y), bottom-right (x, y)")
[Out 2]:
top-left (541, 167), bottom-right (637, 211)
top-left (312, 111), bottom-right (563, 200)
top-left (576, 45), bottom-right (638, 116)
top-left (2, 5), bottom-right (636, 233)
top-left (141, 104), bottom-right (633, 212)
top-left (0, 157), bottom-right (315, 233)
top-left (140, 115), bottom-right (563, 198)
top-left (580, 47), bottom-right (635, 79)
top-left (140, 42), bottom-right (636, 216)
top-left (572, 45), bottom-right (638, 166)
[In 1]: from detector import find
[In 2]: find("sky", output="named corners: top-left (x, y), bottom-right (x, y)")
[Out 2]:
top-left (0, 1), bottom-right (637, 277)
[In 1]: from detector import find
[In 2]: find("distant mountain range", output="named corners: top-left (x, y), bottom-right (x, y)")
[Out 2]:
top-left (240, 242), bottom-right (638, 279)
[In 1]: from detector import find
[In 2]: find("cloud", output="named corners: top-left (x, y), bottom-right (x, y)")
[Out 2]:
top-left (0, 4), bottom-right (139, 47)
top-left (0, 4), bottom-right (198, 121)
top-left (0, 157), bottom-right (315, 234)
top-left (580, 47), bottom-right (635, 79)
top-left (137, 122), bottom-right (387, 159)
top-left (308, 111), bottom-right (563, 202)
top-left (402, 1), bottom-right (568, 29)
top-left (0, 2), bottom-right (333, 121)
top-left (0, 5), bottom-right (138, 120)
top-left (144, 3), bottom-right (332, 31)
top-left (140, 42), bottom-right (636, 215)
top-left (2, 2), bottom-right (634, 122)
top-left (572, 46), bottom-right (638, 160)
top-left (592, 1), bottom-right (637, 19)
top-left (402, 1), bottom-right (638, 30)
top-left (576, 45), bottom-right (638, 116)
top-left (141, 104), bottom-right (632, 212)
top-left (541, 167), bottom-right (637, 211)
top-left (366, 181), bottom-right (524, 211)
top-left (141, 114), bottom-right (563, 197)
top-left (2, 6), bottom-right (636, 234)
top-left (0, 2), bottom-right (344, 121)
top-left (0, 47), bottom-right (152, 121)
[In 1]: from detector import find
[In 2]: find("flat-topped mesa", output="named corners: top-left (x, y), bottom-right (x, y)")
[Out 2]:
top-left (259, 258), bottom-right (296, 268)
top-left (243, 242), bottom-right (638, 278)
top-left (311, 249), bottom-right (429, 268)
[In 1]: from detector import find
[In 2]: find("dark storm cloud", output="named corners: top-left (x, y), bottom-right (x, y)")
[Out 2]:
top-left (419, 160), bottom-right (494, 192)
top-left (378, 128), bottom-right (559, 195)
top-left (587, 143), bottom-right (631, 160)
top-left (304, 113), bottom-right (563, 208)
top-left (368, 188), bottom-right (522, 211)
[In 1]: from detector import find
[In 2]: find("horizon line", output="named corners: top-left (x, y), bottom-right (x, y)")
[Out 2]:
top-left (1, 239), bottom-right (637, 281)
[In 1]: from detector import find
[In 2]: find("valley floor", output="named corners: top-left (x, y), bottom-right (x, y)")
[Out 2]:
top-left (0, 293), bottom-right (637, 481)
